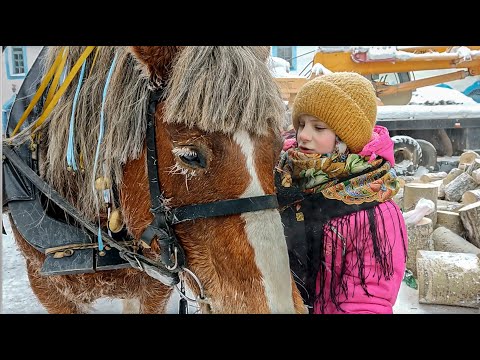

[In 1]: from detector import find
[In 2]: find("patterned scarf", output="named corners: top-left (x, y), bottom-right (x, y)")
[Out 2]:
top-left (278, 138), bottom-right (400, 204)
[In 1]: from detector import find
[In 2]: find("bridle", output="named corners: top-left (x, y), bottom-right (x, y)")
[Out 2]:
top-left (132, 87), bottom-right (280, 310)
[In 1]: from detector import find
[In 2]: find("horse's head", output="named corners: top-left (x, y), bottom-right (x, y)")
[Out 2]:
top-left (26, 46), bottom-right (305, 313)
top-left (123, 46), bottom-right (305, 313)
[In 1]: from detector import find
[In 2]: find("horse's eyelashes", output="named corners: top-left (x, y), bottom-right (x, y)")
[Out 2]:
top-left (181, 152), bottom-right (198, 162)
top-left (173, 147), bottom-right (207, 169)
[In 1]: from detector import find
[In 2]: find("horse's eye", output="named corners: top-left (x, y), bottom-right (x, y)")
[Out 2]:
top-left (174, 147), bottom-right (207, 168)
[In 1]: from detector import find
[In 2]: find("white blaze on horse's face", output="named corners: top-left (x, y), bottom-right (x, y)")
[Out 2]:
top-left (233, 130), bottom-right (296, 314)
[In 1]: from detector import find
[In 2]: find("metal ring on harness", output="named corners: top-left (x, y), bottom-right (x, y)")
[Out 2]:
top-left (175, 267), bottom-right (208, 304)
top-left (166, 246), bottom-right (179, 271)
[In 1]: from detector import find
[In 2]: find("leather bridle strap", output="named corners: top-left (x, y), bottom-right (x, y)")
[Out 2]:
top-left (141, 86), bottom-right (186, 271)
top-left (145, 87), bottom-right (167, 214)
top-left (171, 195), bottom-right (279, 224)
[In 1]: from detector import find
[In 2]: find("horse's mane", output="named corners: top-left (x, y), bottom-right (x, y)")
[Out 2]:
top-left (36, 46), bottom-right (149, 220)
top-left (11, 46), bottom-right (285, 221)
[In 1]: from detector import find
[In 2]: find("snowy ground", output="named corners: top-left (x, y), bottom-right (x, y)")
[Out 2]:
top-left (2, 214), bottom-right (478, 314)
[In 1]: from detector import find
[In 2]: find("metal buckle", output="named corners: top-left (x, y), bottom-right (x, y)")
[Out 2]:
top-left (119, 251), bottom-right (179, 286)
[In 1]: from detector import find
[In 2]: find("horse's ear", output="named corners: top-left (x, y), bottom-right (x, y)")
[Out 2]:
top-left (128, 46), bottom-right (184, 90)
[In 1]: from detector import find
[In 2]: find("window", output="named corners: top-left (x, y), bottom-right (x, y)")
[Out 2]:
top-left (272, 46), bottom-right (297, 71)
top-left (5, 46), bottom-right (27, 79)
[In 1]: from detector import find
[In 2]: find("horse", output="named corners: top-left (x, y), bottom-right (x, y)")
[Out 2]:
top-left (3, 46), bottom-right (306, 314)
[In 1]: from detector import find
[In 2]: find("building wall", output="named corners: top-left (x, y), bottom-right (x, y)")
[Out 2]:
top-left (271, 46), bottom-right (317, 76)
top-left (2, 46), bottom-right (43, 100)
top-left (2, 46), bottom-right (43, 132)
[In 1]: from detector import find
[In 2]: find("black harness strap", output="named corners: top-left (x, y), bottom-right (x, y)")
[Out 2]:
top-left (171, 195), bottom-right (278, 224)
top-left (141, 87), bottom-right (185, 270)
top-left (145, 88), bottom-right (167, 214)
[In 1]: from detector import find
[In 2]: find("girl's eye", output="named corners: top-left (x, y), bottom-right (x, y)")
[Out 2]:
top-left (315, 127), bottom-right (325, 131)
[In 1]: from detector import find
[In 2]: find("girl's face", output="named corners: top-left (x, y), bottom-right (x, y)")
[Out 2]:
top-left (296, 114), bottom-right (336, 155)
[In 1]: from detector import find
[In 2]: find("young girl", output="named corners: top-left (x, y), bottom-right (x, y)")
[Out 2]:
top-left (277, 72), bottom-right (408, 314)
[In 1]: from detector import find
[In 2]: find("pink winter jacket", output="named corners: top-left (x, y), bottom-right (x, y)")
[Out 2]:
top-left (358, 125), bottom-right (395, 166)
top-left (314, 126), bottom-right (406, 314)
top-left (315, 200), bottom-right (407, 314)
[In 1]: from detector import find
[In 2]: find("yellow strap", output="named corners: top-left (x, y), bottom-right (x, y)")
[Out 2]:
top-left (10, 47), bottom-right (65, 136)
top-left (32, 46), bottom-right (96, 131)
top-left (88, 46), bottom-right (100, 78)
top-left (45, 47), bottom-right (69, 108)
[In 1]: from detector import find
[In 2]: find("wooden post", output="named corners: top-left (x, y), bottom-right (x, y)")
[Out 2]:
top-left (436, 211), bottom-right (465, 236)
top-left (398, 176), bottom-right (418, 184)
top-left (404, 183), bottom-right (439, 227)
top-left (472, 169), bottom-right (480, 184)
top-left (406, 217), bottom-right (434, 277)
top-left (458, 201), bottom-right (480, 248)
top-left (432, 226), bottom-right (479, 254)
top-left (420, 172), bottom-right (447, 183)
top-left (461, 189), bottom-right (480, 205)
top-left (443, 168), bottom-right (463, 186)
top-left (417, 250), bottom-right (480, 309)
top-left (436, 199), bottom-right (464, 213)
top-left (466, 159), bottom-right (480, 176)
top-left (431, 179), bottom-right (445, 199)
top-left (444, 172), bottom-right (478, 202)
top-left (459, 150), bottom-right (480, 166)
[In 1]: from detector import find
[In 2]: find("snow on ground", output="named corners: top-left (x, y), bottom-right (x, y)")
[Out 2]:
top-left (377, 104), bottom-right (480, 120)
top-left (408, 86), bottom-right (479, 105)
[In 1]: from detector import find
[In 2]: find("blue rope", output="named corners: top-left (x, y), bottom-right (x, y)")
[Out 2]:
top-left (66, 59), bottom-right (87, 171)
top-left (93, 52), bottom-right (118, 252)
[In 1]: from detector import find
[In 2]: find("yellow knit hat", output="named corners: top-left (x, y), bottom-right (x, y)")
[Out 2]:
top-left (292, 72), bottom-right (377, 153)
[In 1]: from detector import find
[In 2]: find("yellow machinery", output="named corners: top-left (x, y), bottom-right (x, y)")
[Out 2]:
top-left (275, 46), bottom-right (480, 106)
top-left (274, 46), bottom-right (480, 169)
